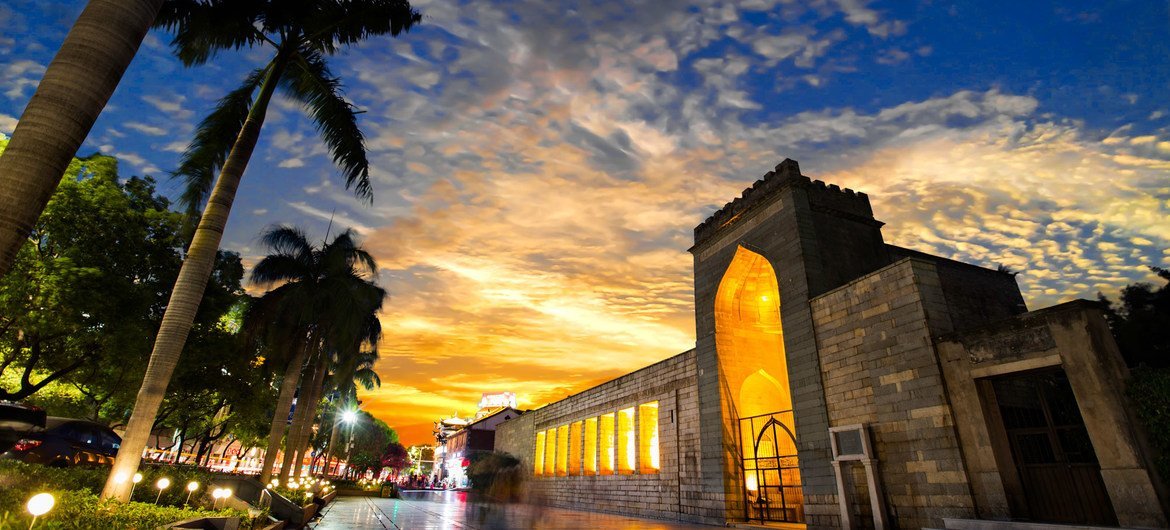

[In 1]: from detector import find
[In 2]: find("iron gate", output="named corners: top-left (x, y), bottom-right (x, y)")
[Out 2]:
top-left (740, 411), bottom-right (804, 523)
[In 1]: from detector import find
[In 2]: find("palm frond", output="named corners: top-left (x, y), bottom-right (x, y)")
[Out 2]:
top-left (302, 0), bottom-right (421, 54)
top-left (155, 0), bottom-right (269, 66)
top-left (174, 66), bottom-right (268, 214)
top-left (281, 50), bottom-right (372, 202)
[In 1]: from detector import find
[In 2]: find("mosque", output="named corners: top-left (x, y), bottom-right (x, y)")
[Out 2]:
top-left (494, 159), bottom-right (1167, 529)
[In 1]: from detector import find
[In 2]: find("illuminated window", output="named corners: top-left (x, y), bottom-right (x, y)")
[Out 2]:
top-left (599, 413), bottom-right (615, 475)
top-left (617, 407), bottom-right (636, 474)
top-left (534, 431), bottom-right (546, 475)
top-left (568, 421), bottom-right (583, 475)
top-left (556, 425), bottom-right (569, 476)
top-left (584, 417), bottom-right (598, 474)
top-left (543, 428), bottom-right (556, 477)
top-left (639, 402), bottom-right (660, 473)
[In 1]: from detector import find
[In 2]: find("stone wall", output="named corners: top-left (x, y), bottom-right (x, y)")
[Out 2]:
top-left (494, 350), bottom-right (719, 523)
top-left (810, 258), bottom-right (978, 529)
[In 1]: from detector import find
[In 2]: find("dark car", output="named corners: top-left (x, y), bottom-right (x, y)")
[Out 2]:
top-left (1, 417), bottom-right (121, 467)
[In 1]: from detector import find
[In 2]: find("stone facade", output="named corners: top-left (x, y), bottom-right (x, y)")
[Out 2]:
top-left (493, 159), bottom-right (1169, 529)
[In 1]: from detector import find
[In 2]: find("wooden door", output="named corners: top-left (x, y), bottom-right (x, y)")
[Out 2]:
top-left (990, 369), bottom-right (1117, 525)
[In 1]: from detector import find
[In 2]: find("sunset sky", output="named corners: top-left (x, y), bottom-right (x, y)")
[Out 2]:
top-left (3, 1), bottom-right (1168, 446)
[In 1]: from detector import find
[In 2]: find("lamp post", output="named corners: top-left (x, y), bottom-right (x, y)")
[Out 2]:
top-left (130, 472), bottom-right (143, 501)
top-left (26, 493), bottom-right (54, 529)
top-left (154, 477), bottom-right (171, 504)
top-left (184, 481), bottom-right (199, 507)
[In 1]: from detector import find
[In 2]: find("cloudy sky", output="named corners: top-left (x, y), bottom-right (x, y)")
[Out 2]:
top-left (3, 0), bottom-right (1168, 445)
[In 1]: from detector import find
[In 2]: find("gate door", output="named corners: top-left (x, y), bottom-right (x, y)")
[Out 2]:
top-left (990, 369), bottom-right (1117, 525)
top-left (740, 411), bottom-right (804, 523)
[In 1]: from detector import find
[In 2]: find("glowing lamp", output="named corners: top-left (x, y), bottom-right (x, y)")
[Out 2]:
top-left (342, 410), bottom-right (357, 424)
top-left (157, 478), bottom-right (171, 489)
top-left (187, 481), bottom-right (199, 492)
top-left (132, 473), bottom-right (143, 484)
top-left (27, 493), bottom-right (54, 516)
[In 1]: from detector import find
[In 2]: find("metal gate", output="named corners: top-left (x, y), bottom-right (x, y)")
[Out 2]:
top-left (740, 411), bottom-right (804, 523)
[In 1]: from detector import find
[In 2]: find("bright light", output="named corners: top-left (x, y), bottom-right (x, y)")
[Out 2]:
top-left (114, 472), bottom-right (129, 484)
top-left (224, 488), bottom-right (233, 498)
top-left (272, 479), bottom-right (279, 486)
top-left (156, 478), bottom-right (171, 490)
top-left (746, 473), bottom-right (759, 492)
top-left (187, 481), bottom-right (199, 492)
top-left (342, 410), bottom-right (357, 424)
top-left (132, 473), bottom-right (143, 484)
top-left (26, 493), bottom-right (54, 516)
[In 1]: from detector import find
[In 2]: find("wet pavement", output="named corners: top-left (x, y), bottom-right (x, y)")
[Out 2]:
top-left (310, 490), bottom-right (720, 529)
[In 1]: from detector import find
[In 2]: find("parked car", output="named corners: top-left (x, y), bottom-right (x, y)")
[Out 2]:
top-left (1, 416), bottom-right (121, 467)
top-left (0, 401), bottom-right (47, 451)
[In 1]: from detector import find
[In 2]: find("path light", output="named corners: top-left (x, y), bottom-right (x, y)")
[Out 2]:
top-left (155, 477), bottom-right (171, 504)
top-left (211, 488), bottom-right (225, 509)
top-left (26, 493), bottom-right (54, 529)
top-left (184, 481), bottom-right (199, 506)
top-left (130, 472), bottom-right (143, 501)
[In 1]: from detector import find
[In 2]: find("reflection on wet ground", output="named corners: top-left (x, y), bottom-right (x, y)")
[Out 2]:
top-left (311, 490), bottom-right (719, 529)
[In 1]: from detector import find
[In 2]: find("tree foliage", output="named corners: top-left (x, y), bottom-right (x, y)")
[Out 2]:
top-left (1100, 266), bottom-right (1170, 368)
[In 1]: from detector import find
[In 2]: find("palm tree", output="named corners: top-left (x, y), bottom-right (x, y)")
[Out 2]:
top-left (0, 0), bottom-right (164, 277)
top-left (102, 0), bottom-right (419, 501)
top-left (323, 350), bottom-right (380, 475)
top-left (248, 226), bottom-right (385, 482)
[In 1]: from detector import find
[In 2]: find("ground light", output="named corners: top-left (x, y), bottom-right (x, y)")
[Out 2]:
top-left (130, 472), bottom-right (143, 501)
top-left (155, 477), bottom-right (171, 504)
top-left (26, 493), bottom-right (54, 529)
top-left (185, 481), bottom-right (199, 506)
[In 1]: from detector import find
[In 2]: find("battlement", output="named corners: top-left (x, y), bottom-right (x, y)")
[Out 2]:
top-left (693, 159), bottom-right (874, 247)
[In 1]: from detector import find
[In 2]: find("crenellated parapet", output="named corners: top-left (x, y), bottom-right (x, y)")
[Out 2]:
top-left (693, 158), bottom-right (875, 247)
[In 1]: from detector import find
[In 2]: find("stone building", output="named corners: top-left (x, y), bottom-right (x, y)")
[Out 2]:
top-left (494, 159), bottom-right (1168, 529)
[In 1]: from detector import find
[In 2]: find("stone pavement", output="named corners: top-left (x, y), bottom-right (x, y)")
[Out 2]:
top-left (309, 490), bottom-right (721, 529)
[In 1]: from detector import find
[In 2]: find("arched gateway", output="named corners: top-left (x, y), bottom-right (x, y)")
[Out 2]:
top-left (714, 246), bottom-right (803, 522)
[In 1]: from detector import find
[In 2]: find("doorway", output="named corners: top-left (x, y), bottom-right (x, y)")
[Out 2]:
top-left (984, 368), bottom-right (1117, 525)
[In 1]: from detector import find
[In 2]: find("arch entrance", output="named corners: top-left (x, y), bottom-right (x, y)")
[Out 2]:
top-left (715, 246), bottom-right (804, 523)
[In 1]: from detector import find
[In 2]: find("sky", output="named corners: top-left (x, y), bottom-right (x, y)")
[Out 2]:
top-left (2, 0), bottom-right (1168, 446)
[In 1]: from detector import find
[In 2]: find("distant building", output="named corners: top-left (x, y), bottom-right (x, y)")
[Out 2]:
top-left (495, 159), bottom-right (1168, 529)
top-left (442, 406), bottom-right (522, 488)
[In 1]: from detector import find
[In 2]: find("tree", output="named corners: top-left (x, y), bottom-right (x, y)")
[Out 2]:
top-left (0, 0), bottom-right (164, 278)
top-left (0, 140), bottom-right (240, 408)
top-left (1100, 267), bottom-right (1170, 368)
top-left (345, 411), bottom-right (395, 477)
top-left (247, 226), bottom-right (385, 482)
top-left (381, 442), bottom-right (409, 478)
top-left (103, 0), bottom-right (420, 501)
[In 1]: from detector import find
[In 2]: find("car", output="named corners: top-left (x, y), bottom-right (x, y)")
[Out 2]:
top-left (1, 416), bottom-right (121, 467)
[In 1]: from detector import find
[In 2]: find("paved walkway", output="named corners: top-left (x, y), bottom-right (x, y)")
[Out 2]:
top-left (310, 490), bottom-right (719, 530)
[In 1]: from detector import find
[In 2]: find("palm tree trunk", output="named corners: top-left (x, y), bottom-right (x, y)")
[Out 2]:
top-left (101, 54), bottom-right (289, 502)
top-left (281, 351), bottom-right (326, 480)
top-left (0, 0), bottom-right (163, 278)
top-left (259, 339), bottom-right (308, 483)
top-left (325, 413), bottom-right (342, 476)
top-left (294, 361), bottom-right (330, 474)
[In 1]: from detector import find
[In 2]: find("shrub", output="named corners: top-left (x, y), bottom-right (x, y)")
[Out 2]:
top-left (466, 452), bottom-right (522, 500)
top-left (1128, 367), bottom-right (1170, 481)
top-left (0, 461), bottom-right (263, 529)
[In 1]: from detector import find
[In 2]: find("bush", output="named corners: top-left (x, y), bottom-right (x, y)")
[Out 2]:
top-left (0, 461), bottom-right (262, 529)
top-left (1129, 367), bottom-right (1170, 481)
top-left (466, 452), bottom-right (522, 500)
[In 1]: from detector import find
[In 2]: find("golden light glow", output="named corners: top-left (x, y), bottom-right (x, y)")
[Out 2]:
top-left (584, 417), bottom-right (598, 475)
top-left (543, 428), bottom-right (556, 476)
top-left (599, 413), bottom-right (615, 475)
top-left (638, 402), bottom-right (659, 473)
top-left (745, 473), bottom-right (758, 492)
top-left (556, 424), bottom-right (569, 476)
top-left (534, 431), bottom-right (546, 475)
top-left (617, 407), bottom-right (635, 474)
top-left (714, 246), bottom-right (792, 416)
top-left (568, 421), bottom-right (583, 475)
